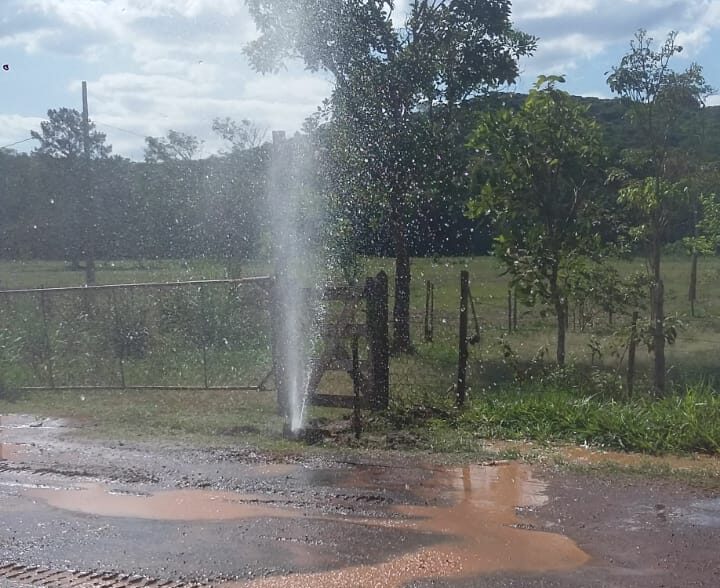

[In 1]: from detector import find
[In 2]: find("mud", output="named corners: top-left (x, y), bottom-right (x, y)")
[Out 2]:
top-left (27, 485), bottom-right (301, 521)
top-left (224, 464), bottom-right (588, 588)
top-left (1, 413), bottom-right (719, 587)
top-left (0, 444), bottom-right (29, 462)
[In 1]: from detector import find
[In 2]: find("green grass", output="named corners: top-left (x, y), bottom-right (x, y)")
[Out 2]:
top-left (3, 255), bottom-right (720, 461)
top-left (0, 387), bottom-right (293, 449)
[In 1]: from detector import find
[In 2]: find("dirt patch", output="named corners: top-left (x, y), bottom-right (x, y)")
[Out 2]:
top-left (0, 444), bottom-right (30, 462)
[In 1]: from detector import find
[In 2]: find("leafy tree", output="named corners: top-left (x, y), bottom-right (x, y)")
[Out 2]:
top-left (245, 0), bottom-right (535, 352)
top-left (144, 130), bottom-right (202, 163)
top-left (683, 173), bottom-right (720, 316)
top-left (468, 76), bottom-right (609, 366)
top-left (607, 30), bottom-right (712, 394)
top-left (212, 118), bottom-right (266, 153)
top-left (31, 108), bottom-right (111, 160)
top-left (31, 108), bottom-right (112, 283)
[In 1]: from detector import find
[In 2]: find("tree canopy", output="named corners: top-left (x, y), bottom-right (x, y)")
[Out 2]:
top-left (245, 0), bottom-right (535, 351)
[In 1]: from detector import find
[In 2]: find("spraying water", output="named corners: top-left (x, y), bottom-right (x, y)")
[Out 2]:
top-left (268, 131), bottom-right (325, 433)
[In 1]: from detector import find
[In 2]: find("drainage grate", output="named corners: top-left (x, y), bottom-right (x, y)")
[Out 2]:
top-left (0, 563), bottom-right (212, 588)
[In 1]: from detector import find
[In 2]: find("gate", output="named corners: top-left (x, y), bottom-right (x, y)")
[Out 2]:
top-left (272, 271), bottom-right (389, 412)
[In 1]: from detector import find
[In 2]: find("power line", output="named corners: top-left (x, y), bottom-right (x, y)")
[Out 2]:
top-left (96, 122), bottom-right (147, 139)
top-left (0, 137), bottom-right (33, 150)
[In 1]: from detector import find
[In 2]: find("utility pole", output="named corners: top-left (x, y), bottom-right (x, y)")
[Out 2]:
top-left (81, 81), bottom-right (96, 285)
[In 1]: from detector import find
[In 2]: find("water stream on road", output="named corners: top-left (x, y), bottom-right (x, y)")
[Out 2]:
top-left (26, 463), bottom-right (589, 586)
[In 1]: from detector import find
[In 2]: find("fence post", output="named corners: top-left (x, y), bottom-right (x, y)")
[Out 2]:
top-left (627, 311), bottom-right (639, 398)
top-left (457, 271), bottom-right (470, 407)
top-left (351, 333), bottom-right (362, 439)
top-left (269, 277), bottom-right (289, 416)
top-left (366, 271), bottom-right (389, 410)
top-left (39, 287), bottom-right (55, 389)
top-left (513, 288), bottom-right (518, 331)
top-left (507, 288), bottom-right (513, 334)
top-left (110, 289), bottom-right (126, 388)
top-left (424, 280), bottom-right (434, 343)
top-left (199, 284), bottom-right (210, 389)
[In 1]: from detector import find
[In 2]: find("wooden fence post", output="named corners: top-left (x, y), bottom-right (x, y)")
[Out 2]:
top-left (627, 310), bottom-right (639, 398)
top-left (269, 278), bottom-right (288, 416)
top-left (38, 286), bottom-right (55, 389)
top-left (507, 288), bottom-right (513, 334)
top-left (424, 280), bottom-right (434, 343)
top-left (366, 271), bottom-right (389, 410)
top-left (457, 271), bottom-right (470, 407)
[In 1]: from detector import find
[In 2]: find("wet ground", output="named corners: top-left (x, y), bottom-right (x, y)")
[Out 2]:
top-left (1, 415), bottom-right (719, 587)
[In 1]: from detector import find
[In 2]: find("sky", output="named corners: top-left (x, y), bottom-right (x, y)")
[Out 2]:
top-left (1, 0), bottom-right (720, 160)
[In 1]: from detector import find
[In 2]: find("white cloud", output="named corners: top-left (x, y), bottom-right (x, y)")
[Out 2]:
top-left (3, 0), bottom-right (720, 159)
top-left (0, 114), bottom-right (44, 150)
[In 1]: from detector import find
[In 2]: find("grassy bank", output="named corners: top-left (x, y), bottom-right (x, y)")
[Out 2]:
top-left (2, 256), bottom-right (720, 459)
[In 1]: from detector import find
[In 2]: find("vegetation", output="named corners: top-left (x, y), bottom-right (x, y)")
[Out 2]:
top-left (245, 0), bottom-right (535, 352)
top-left (607, 30), bottom-right (713, 395)
top-left (2, 25), bottom-right (720, 465)
top-left (469, 75), bottom-right (610, 366)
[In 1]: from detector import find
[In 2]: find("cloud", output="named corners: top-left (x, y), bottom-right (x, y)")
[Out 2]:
top-left (3, 0), bottom-right (720, 159)
top-left (0, 114), bottom-right (44, 150)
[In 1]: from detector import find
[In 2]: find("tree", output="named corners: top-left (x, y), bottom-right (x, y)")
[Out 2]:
top-left (245, 0), bottom-right (534, 352)
top-left (31, 108), bottom-right (112, 283)
top-left (468, 76), bottom-right (609, 366)
top-left (31, 108), bottom-right (111, 160)
top-left (212, 118), bottom-right (266, 153)
top-left (607, 30), bottom-right (712, 394)
top-left (144, 130), bottom-right (202, 163)
top-left (683, 173), bottom-right (720, 316)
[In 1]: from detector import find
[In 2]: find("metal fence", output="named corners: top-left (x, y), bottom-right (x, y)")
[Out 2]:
top-left (0, 277), bottom-right (273, 391)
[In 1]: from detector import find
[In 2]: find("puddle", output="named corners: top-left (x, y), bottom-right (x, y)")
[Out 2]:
top-left (686, 498), bottom-right (720, 528)
top-left (0, 443), bottom-right (29, 461)
top-left (224, 463), bottom-right (589, 588)
top-left (27, 485), bottom-right (300, 521)
top-left (245, 463), bottom-right (301, 478)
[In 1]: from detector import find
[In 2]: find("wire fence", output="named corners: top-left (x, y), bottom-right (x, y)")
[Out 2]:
top-left (387, 272), bottom-right (720, 406)
top-left (0, 277), bottom-right (273, 391)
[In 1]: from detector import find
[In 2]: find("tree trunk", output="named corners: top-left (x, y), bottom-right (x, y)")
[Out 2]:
top-left (391, 205), bottom-right (412, 353)
top-left (550, 271), bottom-right (566, 367)
top-left (555, 301), bottom-right (566, 367)
top-left (689, 251), bottom-right (698, 317)
top-left (651, 235), bottom-right (665, 396)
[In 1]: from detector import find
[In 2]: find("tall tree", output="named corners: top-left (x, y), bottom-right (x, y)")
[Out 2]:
top-left (31, 108), bottom-right (111, 160)
top-left (212, 118), bottom-right (266, 153)
top-left (144, 130), bottom-right (202, 163)
top-left (245, 0), bottom-right (534, 352)
top-left (607, 30), bottom-right (712, 394)
top-left (31, 108), bottom-right (111, 281)
top-left (468, 76), bottom-right (609, 366)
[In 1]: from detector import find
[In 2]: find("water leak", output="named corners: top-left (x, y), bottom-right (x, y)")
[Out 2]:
top-left (23, 462), bottom-right (589, 586)
top-left (27, 485), bottom-right (299, 521)
top-left (225, 463), bottom-right (589, 588)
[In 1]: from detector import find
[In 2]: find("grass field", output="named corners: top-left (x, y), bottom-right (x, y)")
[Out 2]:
top-left (1, 255), bottom-right (720, 456)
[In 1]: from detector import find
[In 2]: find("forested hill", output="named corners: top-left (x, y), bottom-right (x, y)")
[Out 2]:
top-left (470, 92), bottom-right (720, 160)
top-left (1, 93), bottom-right (718, 262)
